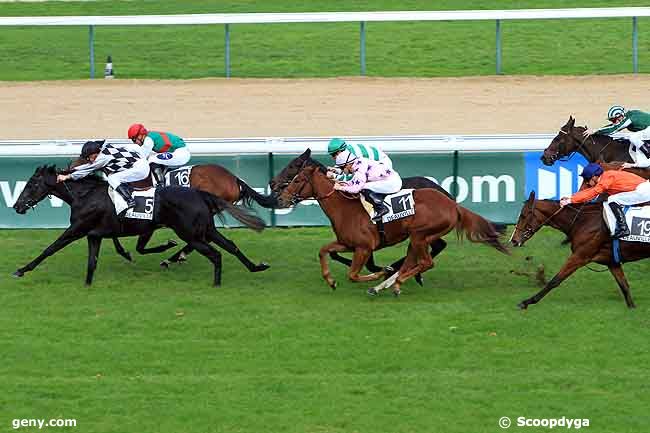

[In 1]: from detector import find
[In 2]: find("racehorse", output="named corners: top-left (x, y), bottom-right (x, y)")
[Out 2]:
top-left (269, 148), bottom-right (455, 283)
top-left (510, 191), bottom-right (648, 310)
top-left (541, 116), bottom-right (635, 166)
top-left (70, 148), bottom-right (276, 270)
top-left (12, 165), bottom-right (265, 286)
top-left (275, 158), bottom-right (508, 294)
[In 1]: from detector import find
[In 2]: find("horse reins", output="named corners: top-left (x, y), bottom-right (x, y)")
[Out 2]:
top-left (556, 129), bottom-right (598, 162)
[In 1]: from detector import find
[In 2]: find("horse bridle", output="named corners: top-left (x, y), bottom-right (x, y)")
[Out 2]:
top-left (286, 168), bottom-right (335, 206)
top-left (515, 200), bottom-right (585, 244)
top-left (552, 128), bottom-right (598, 162)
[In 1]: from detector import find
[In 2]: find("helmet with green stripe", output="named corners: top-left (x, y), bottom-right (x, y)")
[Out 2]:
top-left (607, 105), bottom-right (625, 121)
top-left (327, 138), bottom-right (348, 156)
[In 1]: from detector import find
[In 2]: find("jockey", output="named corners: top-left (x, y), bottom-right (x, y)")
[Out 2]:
top-left (127, 123), bottom-right (191, 183)
top-left (327, 138), bottom-right (392, 181)
top-left (560, 162), bottom-right (650, 238)
top-left (57, 140), bottom-right (149, 209)
top-left (332, 150), bottom-right (402, 222)
top-left (585, 106), bottom-right (650, 169)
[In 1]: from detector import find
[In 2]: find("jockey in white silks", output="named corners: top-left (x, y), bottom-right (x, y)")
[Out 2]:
top-left (330, 150), bottom-right (402, 222)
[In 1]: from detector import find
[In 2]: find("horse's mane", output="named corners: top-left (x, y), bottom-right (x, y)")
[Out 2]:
top-left (305, 157), bottom-right (328, 174)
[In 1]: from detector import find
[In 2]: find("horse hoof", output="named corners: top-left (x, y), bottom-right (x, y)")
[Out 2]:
top-left (168, 240), bottom-right (178, 247)
top-left (393, 289), bottom-right (401, 297)
top-left (517, 301), bottom-right (528, 310)
top-left (414, 275), bottom-right (423, 287)
top-left (160, 260), bottom-right (170, 269)
top-left (124, 253), bottom-right (133, 262)
top-left (13, 270), bottom-right (24, 278)
top-left (384, 266), bottom-right (395, 274)
top-left (330, 281), bottom-right (337, 291)
top-left (253, 262), bottom-right (270, 272)
top-left (367, 288), bottom-right (378, 296)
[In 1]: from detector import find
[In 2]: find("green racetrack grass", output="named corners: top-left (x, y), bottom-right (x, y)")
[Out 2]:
top-left (2, 226), bottom-right (650, 432)
top-left (0, 0), bottom-right (649, 80)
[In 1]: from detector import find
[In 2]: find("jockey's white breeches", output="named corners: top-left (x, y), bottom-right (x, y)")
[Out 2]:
top-left (147, 147), bottom-right (191, 168)
top-left (628, 126), bottom-right (650, 147)
top-left (607, 181), bottom-right (650, 206)
top-left (106, 159), bottom-right (150, 189)
top-left (364, 174), bottom-right (403, 194)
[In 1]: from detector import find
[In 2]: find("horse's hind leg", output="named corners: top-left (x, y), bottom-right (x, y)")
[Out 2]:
top-left (207, 228), bottom-right (270, 272)
top-left (609, 265), bottom-right (636, 309)
top-left (392, 240), bottom-right (434, 295)
top-left (189, 240), bottom-right (223, 287)
top-left (112, 237), bottom-right (132, 262)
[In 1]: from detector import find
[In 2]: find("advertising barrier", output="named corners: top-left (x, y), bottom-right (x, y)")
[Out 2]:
top-left (0, 149), bottom-right (588, 228)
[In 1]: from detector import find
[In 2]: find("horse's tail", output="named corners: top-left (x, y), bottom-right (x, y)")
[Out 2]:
top-left (237, 178), bottom-right (278, 209)
top-left (199, 191), bottom-right (266, 232)
top-left (455, 206), bottom-right (509, 255)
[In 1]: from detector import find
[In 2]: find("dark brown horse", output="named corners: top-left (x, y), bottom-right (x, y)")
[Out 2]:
top-left (542, 116), bottom-right (634, 166)
top-left (269, 148), bottom-right (454, 283)
top-left (276, 158), bottom-right (508, 294)
top-left (70, 152), bottom-right (275, 271)
top-left (510, 191), bottom-right (650, 310)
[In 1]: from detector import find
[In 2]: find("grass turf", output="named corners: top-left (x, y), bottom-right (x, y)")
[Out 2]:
top-left (2, 226), bottom-right (649, 432)
top-left (0, 0), bottom-right (649, 80)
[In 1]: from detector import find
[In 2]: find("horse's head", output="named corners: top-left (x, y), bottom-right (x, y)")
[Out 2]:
top-left (275, 159), bottom-right (327, 208)
top-left (542, 116), bottom-right (587, 166)
top-left (269, 148), bottom-right (312, 194)
top-left (510, 191), bottom-right (541, 247)
top-left (13, 165), bottom-right (58, 214)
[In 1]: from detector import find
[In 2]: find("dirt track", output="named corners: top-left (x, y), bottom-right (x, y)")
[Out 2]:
top-left (1, 75), bottom-right (650, 139)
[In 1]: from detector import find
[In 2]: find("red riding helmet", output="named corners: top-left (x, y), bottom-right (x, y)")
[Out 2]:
top-left (127, 123), bottom-right (148, 140)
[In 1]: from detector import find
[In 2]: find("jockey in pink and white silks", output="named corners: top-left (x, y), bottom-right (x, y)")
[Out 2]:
top-left (330, 150), bottom-right (402, 222)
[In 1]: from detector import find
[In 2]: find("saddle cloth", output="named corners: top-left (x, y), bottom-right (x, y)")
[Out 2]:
top-left (108, 187), bottom-right (156, 220)
top-left (360, 189), bottom-right (415, 224)
top-left (603, 204), bottom-right (650, 242)
top-left (164, 165), bottom-right (194, 187)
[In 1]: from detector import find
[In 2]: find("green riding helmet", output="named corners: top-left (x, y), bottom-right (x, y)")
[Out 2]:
top-left (607, 105), bottom-right (625, 121)
top-left (327, 138), bottom-right (348, 156)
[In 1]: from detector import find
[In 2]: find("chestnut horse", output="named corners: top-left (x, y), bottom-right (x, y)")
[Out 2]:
top-left (276, 158), bottom-right (508, 294)
top-left (510, 191), bottom-right (650, 310)
top-left (269, 148), bottom-right (454, 283)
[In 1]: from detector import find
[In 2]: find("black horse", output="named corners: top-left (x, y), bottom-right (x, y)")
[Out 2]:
top-left (268, 148), bottom-right (454, 282)
top-left (541, 116), bottom-right (634, 165)
top-left (12, 165), bottom-right (265, 286)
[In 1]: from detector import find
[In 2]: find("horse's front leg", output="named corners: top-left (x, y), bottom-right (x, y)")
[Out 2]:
top-left (135, 231), bottom-right (178, 255)
top-left (112, 237), bottom-right (132, 262)
top-left (319, 241), bottom-right (351, 290)
top-left (347, 248), bottom-right (386, 283)
top-left (14, 225), bottom-right (88, 277)
top-left (86, 236), bottom-right (102, 286)
top-left (518, 252), bottom-right (592, 309)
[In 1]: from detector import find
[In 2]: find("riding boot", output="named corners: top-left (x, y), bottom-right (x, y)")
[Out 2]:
top-left (609, 202), bottom-right (630, 238)
top-left (362, 189), bottom-right (389, 222)
top-left (150, 163), bottom-right (166, 185)
top-left (116, 183), bottom-right (136, 209)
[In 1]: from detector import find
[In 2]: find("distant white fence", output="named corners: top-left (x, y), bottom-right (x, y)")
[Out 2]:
top-left (1, 7), bottom-right (648, 77)
top-left (0, 134), bottom-right (555, 157)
